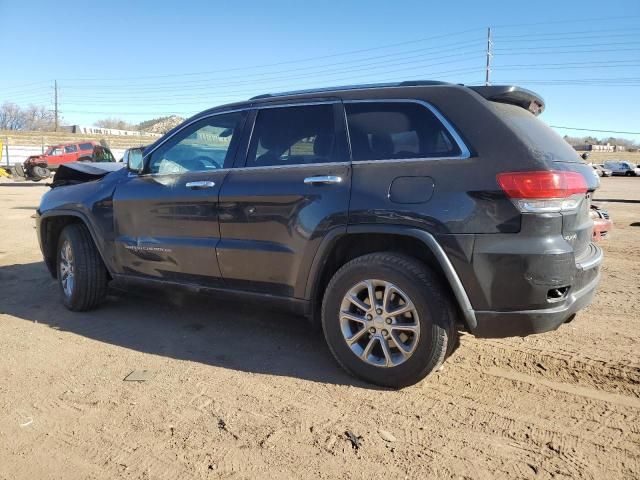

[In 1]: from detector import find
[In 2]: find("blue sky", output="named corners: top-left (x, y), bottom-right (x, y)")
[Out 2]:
top-left (1, 0), bottom-right (639, 140)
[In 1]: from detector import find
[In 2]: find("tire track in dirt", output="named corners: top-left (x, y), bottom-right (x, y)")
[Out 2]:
top-left (459, 335), bottom-right (640, 398)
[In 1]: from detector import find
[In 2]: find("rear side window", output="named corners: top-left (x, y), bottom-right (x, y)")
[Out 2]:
top-left (345, 102), bottom-right (461, 161)
top-left (64, 144), bottom-right (78, 153)
top-left (246, 104), bottom-right (342, 167)
top-left (79, 143), bottom-right (94, 151)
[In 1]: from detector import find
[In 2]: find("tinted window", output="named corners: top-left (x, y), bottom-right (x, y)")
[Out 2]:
top-left (149, 111), bottom-right (245, 174)
top-left (64, 144), bottom-right (78, 153)
top-left (246, 104), bottom-right (340, 167)
top-left (345, 102), bottom-right (461, 161)
top-left (79, 143), bottom-right (94, 151)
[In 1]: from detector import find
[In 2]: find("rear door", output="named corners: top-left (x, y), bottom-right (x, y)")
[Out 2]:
top-left (217, 101), bottom-right (351, 297)
top-left (112, 110), bottom-right (247, 285)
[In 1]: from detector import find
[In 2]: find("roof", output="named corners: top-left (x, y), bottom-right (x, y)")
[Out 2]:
top-left (247, 81), bottom-right (544, 115)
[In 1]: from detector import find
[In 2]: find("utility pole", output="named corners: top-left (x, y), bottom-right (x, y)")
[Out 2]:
top-left (54, 80), bottom-right (59, 132)
top-left (485, 27), bottom-right (492, 86)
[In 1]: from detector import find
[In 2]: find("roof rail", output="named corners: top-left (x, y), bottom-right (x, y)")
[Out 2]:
top-left (249, 80), bottom-right (453, 100)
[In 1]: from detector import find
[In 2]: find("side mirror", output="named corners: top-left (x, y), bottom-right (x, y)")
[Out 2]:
top-left (127, 147), bottom-right (145, 173)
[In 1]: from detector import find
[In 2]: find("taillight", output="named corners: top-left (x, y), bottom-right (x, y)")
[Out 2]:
top-left (497, 171), bottom-right (588, 213)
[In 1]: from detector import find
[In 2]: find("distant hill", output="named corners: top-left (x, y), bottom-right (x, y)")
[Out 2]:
top-left (138, 115), bottom-right (185, 135)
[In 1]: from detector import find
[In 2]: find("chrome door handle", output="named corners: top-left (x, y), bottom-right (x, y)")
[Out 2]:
top-left (185, 181), bottom-right (215, 189)
top-left (303, 175), bottom-right (343, 185)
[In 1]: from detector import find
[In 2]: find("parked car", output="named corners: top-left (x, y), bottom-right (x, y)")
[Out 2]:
top-left (590, 205), bottom-right (613, 241)
top-left (14, 141), bottom-right (115, 181)
top-left (602, 160), bottom-right (640, 176)
top-left (592, 164), bottom-right (612, 177)
top-left (36, 81), bottom-right (602, 387)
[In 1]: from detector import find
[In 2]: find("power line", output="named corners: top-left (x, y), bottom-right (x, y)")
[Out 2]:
top-left (58, 28), bottom-right (485, 82)
top-left (59, 43), bottom-right (484, 90)
top-left (493, 28), bottom-right (640, 39)
top-left (56, 62), bottom-right (640, 103)
top-left (494, 41), bottom-right (640, 51)
top-left (494, 47), bottom-right (640, 56)
top-left (489, 14), bottom-right (640, 29)
top-left (550, 126), bottom-right (640, 135)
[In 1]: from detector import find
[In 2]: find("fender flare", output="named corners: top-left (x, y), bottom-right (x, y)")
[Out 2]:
top-left (39, 209), bottom-right (114, 277)
top-left (304, 224), bottom-right (477, 330)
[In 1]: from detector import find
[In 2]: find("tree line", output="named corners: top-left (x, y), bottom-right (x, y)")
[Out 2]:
top-left (0, 102), bottom-right (178, 133)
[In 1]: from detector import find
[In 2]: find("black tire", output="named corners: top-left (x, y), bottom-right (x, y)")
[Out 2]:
top-left (321, 252), bottom-right (457, 388)
top-left (56, 224), bottom-right (108, 311)
top-left (626, 171), bottom-right (632, 177)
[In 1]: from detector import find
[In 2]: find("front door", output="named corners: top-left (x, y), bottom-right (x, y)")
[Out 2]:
top-left (217, 102), bottom-right (351, 297)
top-left (112, 110), bottom-right (247, 286)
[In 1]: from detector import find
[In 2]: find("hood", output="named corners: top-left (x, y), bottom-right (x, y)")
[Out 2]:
top-left (50, 162), bottom-right (125, 188)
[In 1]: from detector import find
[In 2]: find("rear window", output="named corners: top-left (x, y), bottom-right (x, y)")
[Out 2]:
top-left (345, 102), bottom-right (462, 161)
top-left (493, 103), bottom-right (582, 163)
top-left (79, 142), bottom-right (94, 151)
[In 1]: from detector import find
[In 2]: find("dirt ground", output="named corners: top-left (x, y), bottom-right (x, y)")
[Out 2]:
top-left (0, 178), bottom-right (638, 479)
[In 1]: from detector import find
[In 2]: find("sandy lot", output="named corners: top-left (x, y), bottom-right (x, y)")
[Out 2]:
top-left (0, 178), bottom-right (638, 479)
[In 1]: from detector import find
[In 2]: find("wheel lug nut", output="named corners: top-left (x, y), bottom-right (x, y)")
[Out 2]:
top-left (385, 318), bottom-right (392, 324)
top-left (366, 314), bottom-right (372, 320)
top-left (369, 327), bottom-right (376, 334)
top-left (382, 329), bottom-right (388, 336)
top-left (376, 309), bottom-right (382, 315)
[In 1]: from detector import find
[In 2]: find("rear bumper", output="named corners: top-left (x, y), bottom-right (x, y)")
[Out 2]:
top-left (470, 243), bottom-right (603, 338)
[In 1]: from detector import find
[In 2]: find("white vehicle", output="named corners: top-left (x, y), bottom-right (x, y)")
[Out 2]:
top-left (602, 160), bottom-right (640, 177)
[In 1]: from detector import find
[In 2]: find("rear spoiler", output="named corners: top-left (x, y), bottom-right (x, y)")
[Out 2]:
top-left (469, 86), bottom-right (545, 116)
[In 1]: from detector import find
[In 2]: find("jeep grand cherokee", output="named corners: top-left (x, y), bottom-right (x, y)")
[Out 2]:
top-left (36, 81), bottom-right (602, 387)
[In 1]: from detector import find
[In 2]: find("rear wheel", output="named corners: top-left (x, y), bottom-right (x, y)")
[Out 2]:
top-left (57, 224), bottom-right (108, 311)
top-left (321, 253), bottom-right (456, 388)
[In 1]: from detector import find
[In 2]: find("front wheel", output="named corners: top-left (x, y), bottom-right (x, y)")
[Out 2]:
top-left (321, 253), bottom-right (457, 388)
top-left (57, 224), bottom-right (108, 311)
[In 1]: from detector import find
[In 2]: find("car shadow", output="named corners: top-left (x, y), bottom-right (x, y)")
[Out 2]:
top-left (0, 261), bottom-right (386, 388)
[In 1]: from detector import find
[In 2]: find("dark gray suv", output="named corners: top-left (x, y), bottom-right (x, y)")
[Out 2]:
top-left (36, 81), bottom-right (602, 387)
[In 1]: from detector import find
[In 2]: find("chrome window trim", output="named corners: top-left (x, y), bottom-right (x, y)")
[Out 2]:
top-left (231, 161), bottom-right (350, 173)
top-left (129, 161), bottom-right (351, 179)
top-left (351, 156), bottom-right (470, 166)
top-left (343, 99), bottom-right (471, 160)
top-left (251, 100), bottom-right (339, 109)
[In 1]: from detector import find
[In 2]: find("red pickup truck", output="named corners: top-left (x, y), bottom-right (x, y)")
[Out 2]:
top-left (15, 141), bottom-right (115, 181)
